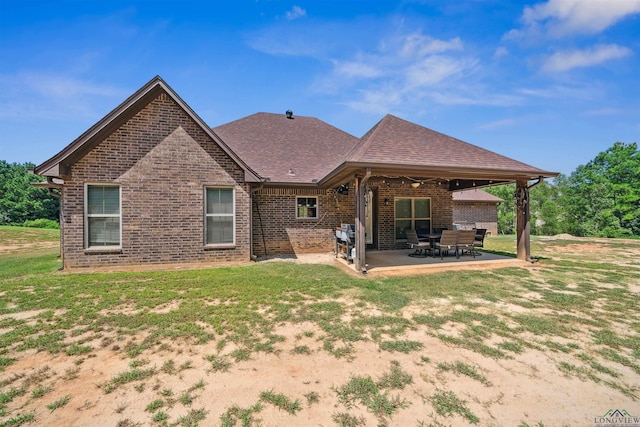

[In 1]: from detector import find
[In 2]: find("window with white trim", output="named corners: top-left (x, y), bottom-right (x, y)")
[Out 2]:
top-left (296, 196), bottom-right (318, 219)
top-left (395, 197), bottom-right (431, 239)
top-left (86, 184), bottom-right (121, 248)
top-left (205, 187), bottom-right (235, 245)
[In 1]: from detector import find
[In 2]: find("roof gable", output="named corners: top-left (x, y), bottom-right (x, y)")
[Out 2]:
top-left (34, 76), bottom-right (260, 182)
top-left (213, 112), bottom-right (359, 184)
top-left (348, 114), bottom-right (546, 174)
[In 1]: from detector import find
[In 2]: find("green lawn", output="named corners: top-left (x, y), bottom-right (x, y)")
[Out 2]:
top-left (1, 227), bottom-right (639, 426)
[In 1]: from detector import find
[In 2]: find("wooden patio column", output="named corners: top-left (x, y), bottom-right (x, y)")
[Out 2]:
top-left (354, 168), bottom-right (371, 273)
top-left (515, 179), bottom-right (530, 261)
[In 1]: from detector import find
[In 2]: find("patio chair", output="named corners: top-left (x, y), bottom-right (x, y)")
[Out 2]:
top-left (457, 230), bottom-right (477, 258)
top-left (406, 229), bottom-right (431, 258)
top-left (434, 230), bottom-right (459, 259)
top-left (474, 229), bottom-right (487, 253)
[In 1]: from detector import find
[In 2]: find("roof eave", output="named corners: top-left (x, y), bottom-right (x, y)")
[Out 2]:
top-left (259, 180), bottom-right (321, 187)
top-left (318, 161), bottom-right (559, 188)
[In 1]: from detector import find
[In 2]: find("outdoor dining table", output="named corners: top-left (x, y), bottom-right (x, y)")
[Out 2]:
top-left (417, 233), bottom-right (442, 257)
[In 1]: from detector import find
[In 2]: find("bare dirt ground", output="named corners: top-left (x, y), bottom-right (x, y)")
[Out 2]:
top-left (1, 238), bottom-right (639, 427)
top-left (5, 321), bottom-right (630, 427)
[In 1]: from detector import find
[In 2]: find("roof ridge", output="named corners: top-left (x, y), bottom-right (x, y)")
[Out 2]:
top-left (346, 114), bottom-right (394, 161)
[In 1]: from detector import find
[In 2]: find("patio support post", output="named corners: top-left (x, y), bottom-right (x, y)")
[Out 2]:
top-left (515, 179), bottom-right (530, 261)
top-left (354, 168), bottom-right (371, 273)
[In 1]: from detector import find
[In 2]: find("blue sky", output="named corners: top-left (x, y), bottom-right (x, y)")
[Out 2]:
top-left (1, 0), bottom-right (638, 176)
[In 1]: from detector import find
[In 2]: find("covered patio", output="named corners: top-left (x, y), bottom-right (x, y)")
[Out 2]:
top-left (337, 248), bottom-right (520, 276)
top-left (320, 115), bottom-right (558, 274)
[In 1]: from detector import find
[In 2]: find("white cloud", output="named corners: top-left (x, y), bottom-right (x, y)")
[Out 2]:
top-left (343, 84), bottom-right (405, 115)
top-left (516, 83), bottom-right (601, 100)
top-left (286, 6), bottom-right (306, 21)
top-left (405, 56), bottom-right (475, 88)
top-left (477, 118), bottom-right (519, 130)
top-left (428, 91), bottom-right (523, 107)
top-left (0, 72), bottom-right (126, 120)
top-left (251, 21), bottom-right (518, 113)
top-left (584, 107), bottom-right (625, 116)
top-left (333, 60), bottom-right (383, 79)
top-left (321, 27), bottom-right (530, 114)
top-left (509, 0), bottom-right (640, 39)
top-left (398, 33), bottom-right (463, 58)
top-left (541, 44), bottom-right (632, 72)
top-left (493, 47), bottom-right (509, 59)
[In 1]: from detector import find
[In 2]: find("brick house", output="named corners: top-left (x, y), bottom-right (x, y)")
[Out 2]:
top-left (35, 76), bottom-right (556, 271)
top-left (452, 189), bottom-right (504, 236)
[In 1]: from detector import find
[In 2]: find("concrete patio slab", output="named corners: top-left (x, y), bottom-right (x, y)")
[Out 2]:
top-left (337, 249), bottom-right (522, 277)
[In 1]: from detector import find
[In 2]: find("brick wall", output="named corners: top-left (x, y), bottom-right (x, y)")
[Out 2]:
top-left (61, 92), bottom-right (251, 269)
top-left (453, 202), bottom-right (499, 236)
top-left (369, 177), bottom-right (453, 250)
top-left (251, 177), bottom-right (454, 255)
top-left (251, 187), bottom-right (354, 257)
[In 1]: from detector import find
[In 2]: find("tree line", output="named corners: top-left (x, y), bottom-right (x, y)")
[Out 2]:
top-left (1, 141), bottom-right (638, 236)
top-left (486, 142), bottom-right (639, 237)
top-left (0, 161), bottom-right (60, 227)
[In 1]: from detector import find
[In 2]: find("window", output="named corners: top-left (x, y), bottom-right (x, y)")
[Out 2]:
top-left (86, 184), bottom-right (121, 248)
top-left (296, 196), bottom-right (318, 219)
top-left (395, 197), bottom-right (431, 240)
top-left (205, 187), bottom-right (235, 245)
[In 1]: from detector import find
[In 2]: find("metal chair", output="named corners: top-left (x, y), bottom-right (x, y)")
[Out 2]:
top-left (457, 230), bottom-right (477, 258)
top-left (434, 230), bottom-right (459, 259)
top-left (473, 229), bottom-right (487, 254)
top-left (406, 229), bottom-right (431, 258)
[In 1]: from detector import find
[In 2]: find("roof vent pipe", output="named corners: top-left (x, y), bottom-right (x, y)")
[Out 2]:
top-left (285, 110), bottom-right (293, 119)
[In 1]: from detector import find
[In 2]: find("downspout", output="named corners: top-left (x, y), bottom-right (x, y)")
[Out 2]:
top-left (527, 176), bottom-right (544, 192)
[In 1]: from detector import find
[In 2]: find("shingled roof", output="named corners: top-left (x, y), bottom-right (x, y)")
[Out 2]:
top-left (350, 114), bottom-right (546, 173)
top-left (453, 189), bottom-right (504, 203)
top-left (213, 112), bottom-right (359, 184)
top-left (319, 114), bottom-right (557, 187)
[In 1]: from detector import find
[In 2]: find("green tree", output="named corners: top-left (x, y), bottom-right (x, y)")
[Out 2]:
top-left (485, 184), bottom-right (516, 234)
top-left (560, 142), bottom-right (639, 237)
top-left (0, 161), bottom-right (60, 225)
top-left (486, 181), bottom-right (563, 236)
top-left (530, 181), bottom-right (563, 236)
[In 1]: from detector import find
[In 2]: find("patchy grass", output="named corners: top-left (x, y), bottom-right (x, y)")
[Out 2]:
top-left (437, 361), bottom-right (492, 386)
top-left (1, 228), bottom-right (640, 425)
top-left (101, 368), bottom-right (156, 394)
top-left (333, 374), bottom-right (409, 422)
top-left (430, 389), bottom-right (479, 424)
top-left (259, 390), bottom-right (301, 414)
top-left (46, 395), bottom-right (71, 412)
top-left (378, 340), bottom-right (423, 353)
top-left (377, 360), bottom-right (413, 389)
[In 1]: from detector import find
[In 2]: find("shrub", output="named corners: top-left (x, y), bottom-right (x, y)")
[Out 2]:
top-left (23, 219), bottom-right (59, 229)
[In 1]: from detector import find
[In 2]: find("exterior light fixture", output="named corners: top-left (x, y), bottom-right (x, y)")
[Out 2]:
top-left (384, 198), bottom-right (389, 206)
top-left (411, 182), bottom-right (420, 188)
